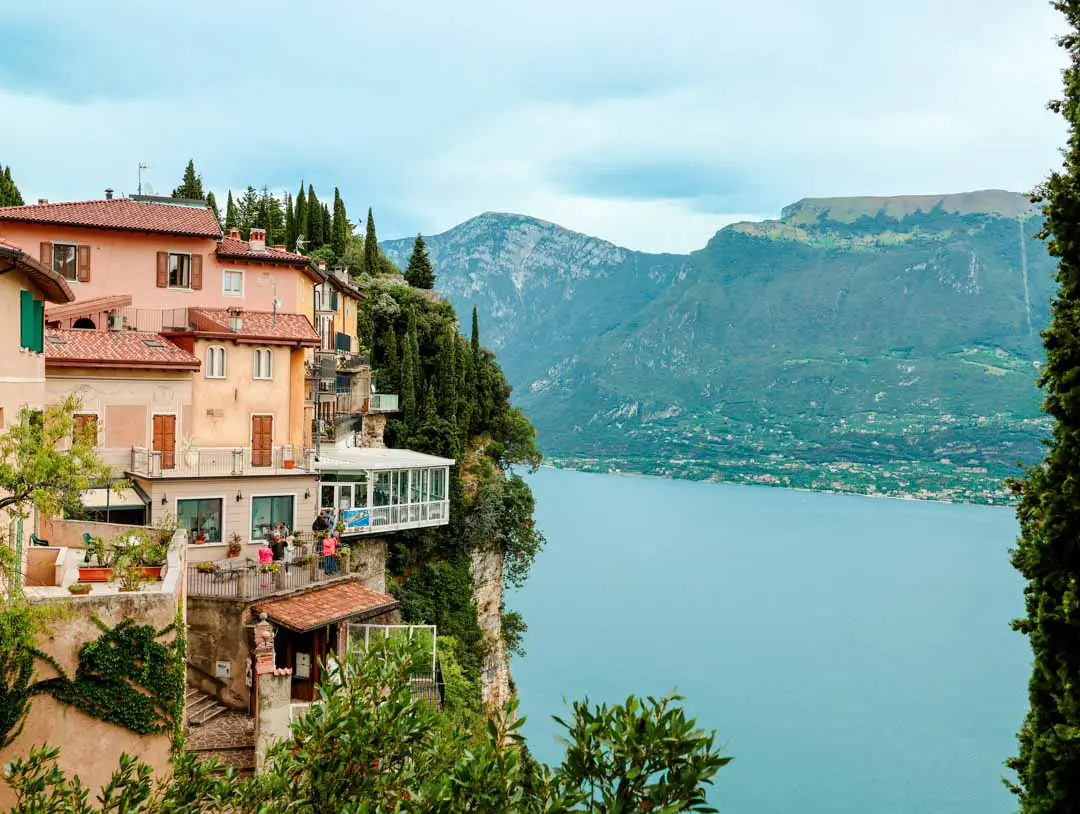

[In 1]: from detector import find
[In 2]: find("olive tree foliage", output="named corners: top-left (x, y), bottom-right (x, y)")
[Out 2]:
top-left (3, 639), bottom-right (729, 813)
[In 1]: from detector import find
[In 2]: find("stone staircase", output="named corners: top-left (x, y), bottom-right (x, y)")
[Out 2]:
top-left (185, 688), bottom-right (229, 727)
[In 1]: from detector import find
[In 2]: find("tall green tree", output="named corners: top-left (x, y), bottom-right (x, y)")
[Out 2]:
top-left (1009, 4), bottom-right (1080, 811)
top-left (284, 192), bottom-right (296, 250)
top-left (236, 186), bottom-right (260, 239)
top-left (295, 182), bottom-right (308, 247)
top-left (308, 185), bottom-right (323, 249)
top-left (379, 324), bottom-right (400, 394)
top-left (404, 233), bottom-right (435, 289)
top-left (1, 166), bottom-right (25, 207)
top-left (205, 190), bottom-right (220, 222)
top-left (400, 313), bottom-right (420, 426)
top-left (224, 190), bottom-right (237, 230)
top-left (331, 188), bottom-right (349, 257)
top-left (364, 207), bottom-right (379, 276)
top-left (171, 159), bottom-right (204, 200)
top-left (322, 202), bottom-right (332, 246)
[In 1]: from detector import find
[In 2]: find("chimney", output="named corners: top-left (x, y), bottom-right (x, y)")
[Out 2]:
top-left (37, 199), bottom-right (48, 205)
top-left (249, 227), bottom-right (266, 252)
top-left (317, 260), bottom-right (327, 271)
top-left (228, 227), bottom-right (242, 240)
top-left (105, 188), bottom-right (114, 200)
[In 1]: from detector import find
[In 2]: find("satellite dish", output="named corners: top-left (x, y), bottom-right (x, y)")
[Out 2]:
top-left (273, 297), bottom-right (283, 310)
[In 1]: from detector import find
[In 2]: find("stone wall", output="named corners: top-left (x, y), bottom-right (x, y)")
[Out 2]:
top-left (186, 598), bottom-right (254, 710)
top-left (359, 413), bottom-right (386, 448)
top-left (469, 546), bottom-right (511, 710)
top-left (348, 537), bottom-right (388, 593)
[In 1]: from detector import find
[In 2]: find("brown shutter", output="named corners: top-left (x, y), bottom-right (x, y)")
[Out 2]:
top-left (191, 254), bottom-right (203, 290)
top-left (156, 252), bottom-right (168, 288)
top-left (77, 244), bottom-right (91, 282)
top-left (39, 242), bottom-right (52, 268)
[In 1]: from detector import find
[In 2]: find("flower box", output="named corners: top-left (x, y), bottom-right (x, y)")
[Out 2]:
top-left (78, 566), bottom-right (113, 583)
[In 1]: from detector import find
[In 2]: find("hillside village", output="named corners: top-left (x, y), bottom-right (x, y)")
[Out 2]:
top-left (0, 167), bottom-right (541, 795)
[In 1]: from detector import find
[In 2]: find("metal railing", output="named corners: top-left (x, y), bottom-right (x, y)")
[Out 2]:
top-left (186, 548), bottom-right (352, 599)
top-left (368, 394), bottom-right (399, 412)
top-left (130, 445), bottom-right (314, 477)
top-left (115, 307), bottom-right (194, 334)
top-left (319, 501), bottom-right (450, 535)
top-left (336, 353), bottom-right (369, 372)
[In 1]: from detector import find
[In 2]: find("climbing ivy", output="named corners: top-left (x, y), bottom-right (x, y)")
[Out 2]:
top-left (32, 617), bottom-right (185, 738)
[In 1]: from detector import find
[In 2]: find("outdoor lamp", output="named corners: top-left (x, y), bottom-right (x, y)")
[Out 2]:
top-left (236, 491), bottom-right (242, 502)
top-left (161, 494), bottom-right (167, 506)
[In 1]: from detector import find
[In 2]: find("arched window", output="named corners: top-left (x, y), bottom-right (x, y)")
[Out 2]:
top-left (72, 317), bottom-right (96, 330)
top-left (253, 348), bottom-right (272, 380)
top-left (205, 345), bottom-right (226, 379)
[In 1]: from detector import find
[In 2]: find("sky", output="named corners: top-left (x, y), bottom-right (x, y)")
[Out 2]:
top-left (0, 0), bottom-right (1068, 253)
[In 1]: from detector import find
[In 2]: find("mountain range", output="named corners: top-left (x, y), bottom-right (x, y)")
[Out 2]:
top-left (382, 190), bottom-right (1055, 502)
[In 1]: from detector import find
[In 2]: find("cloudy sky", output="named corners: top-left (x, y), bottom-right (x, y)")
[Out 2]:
top-left (0, 0), bottom-right (1067, 252)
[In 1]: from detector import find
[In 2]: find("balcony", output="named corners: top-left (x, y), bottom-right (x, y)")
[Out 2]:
top-left (368, 394), bottom-right (398, 413)
top-left (129, 445), bottom-right (314, 478)
top-left (337, 353), bottom-right (369, 373)
top-left (186, 545), bottom-right (350, 600)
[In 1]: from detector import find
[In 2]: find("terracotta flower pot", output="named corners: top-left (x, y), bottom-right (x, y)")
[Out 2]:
top-left (78, 566), bottom-right (112, 583)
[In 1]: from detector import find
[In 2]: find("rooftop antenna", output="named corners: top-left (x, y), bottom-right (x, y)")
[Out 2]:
top-left (138, 163), bottom-right (150, 195)
top-left (259, 272), bottom-right (279, 326)
top-left (295, 234), bottom-right (306, 254)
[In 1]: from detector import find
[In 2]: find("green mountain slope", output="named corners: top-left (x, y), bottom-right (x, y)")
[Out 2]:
top-left (383, 191), bottom-right (1055, 502)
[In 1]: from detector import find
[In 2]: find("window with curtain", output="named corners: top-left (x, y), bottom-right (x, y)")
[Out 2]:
top-left (253, 348), bottom-right (272, 380)
top-left (251, 495), bottom-right (294, 540)
top-left (205, 346), bottom-right (226, 378)
top-left (176, 498), bottom-right (223, 543)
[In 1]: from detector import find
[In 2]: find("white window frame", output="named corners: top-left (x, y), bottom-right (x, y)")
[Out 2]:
top-left (253, 348), bottom-right (273, 380)
top-left (205, 345), bottom-right (227, 379)
top-left (222, 268), bottom-right (244, 297)
top-left (175, 495), bottom-right (226, 545)
top-left (249, 493), bottom-right (296, 543)
top-left (168, 251), bottom-right (192, 289)
top-left (52, 242), bottom-right (78, 282)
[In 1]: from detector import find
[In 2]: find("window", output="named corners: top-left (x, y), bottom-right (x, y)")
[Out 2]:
top-left (251, 495), bottom-right (294, 540)
top-left (223, 270), bottom-right (243, 296)
top-left (430, 468), bottom-right (447, 501)
top-left (168, 253), bottom-right (191, 288)
top-left (19, 290), bottom-right (43, 353)
top-left (205, 346), bottom-right (226, 378)
top-left (73, 413), bottom-right (98, 446)
top-left (52, 243), bottom-right (78, 281)
top-left (176, 498), bottom-right (223, 543)
top-left (253, 348), bottom-right (272, 380)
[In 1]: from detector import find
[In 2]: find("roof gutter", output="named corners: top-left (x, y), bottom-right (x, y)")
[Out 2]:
top-left (45, 358), bottom-right (201, 371)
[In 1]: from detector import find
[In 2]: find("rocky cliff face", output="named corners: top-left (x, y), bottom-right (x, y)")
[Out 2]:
top-left (469, 546), bottom-right (510, 710)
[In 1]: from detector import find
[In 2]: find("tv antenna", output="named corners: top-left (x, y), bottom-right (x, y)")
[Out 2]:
top-left (295, 234), bottom-right (306, 253)
top-left (138, 163), bottom-right (150, 195)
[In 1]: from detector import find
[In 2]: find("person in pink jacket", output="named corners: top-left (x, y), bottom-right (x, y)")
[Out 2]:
top-left (322, 532), bottom-right (338, 575)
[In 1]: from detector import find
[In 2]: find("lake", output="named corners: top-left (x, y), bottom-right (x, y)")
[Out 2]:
top-left (511, 467), bottom-right (1029, 814)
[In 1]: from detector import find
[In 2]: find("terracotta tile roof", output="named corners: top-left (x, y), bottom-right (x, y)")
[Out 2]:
top-left (0, 240), bottom-right (75, 303)
top-left (254, 581), bottom-right (398, 632)
top-left (0, 198), bottom-right (221, 238)
top-left (183, 308), bottom-right (320, 345)
top-left (44, 328), bottom-right (200, 370)
top-left (216, 237), bottom-right (309, 266)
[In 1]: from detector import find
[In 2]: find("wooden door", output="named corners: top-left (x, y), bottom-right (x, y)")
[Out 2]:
top-left (251, 415), bottom-right (273, 468)
top-left (152, 414), bottom-right (176, 470)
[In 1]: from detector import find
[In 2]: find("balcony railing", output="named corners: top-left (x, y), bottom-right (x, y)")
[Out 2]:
top-left (129, 445), bottom-right (314, 478)
top-left (368, 394), bottom-right (398, 413)
top-left (337, 353), bottom-right (369, 372)
top-left (187, 547), bottom-right (351, 599)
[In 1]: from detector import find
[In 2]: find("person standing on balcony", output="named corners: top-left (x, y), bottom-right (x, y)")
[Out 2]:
top-left (258, 539), bottom-right (275, 588)
top-left (323, 532), bottom-right (338, 575)
top-left (283, 534), bottom-right (295, 574)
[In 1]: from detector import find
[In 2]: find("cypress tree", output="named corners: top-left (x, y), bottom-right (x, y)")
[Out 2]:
top-left (205, 190), bottom-right (220, 222)
top-left (404, 234), bottom-right (435, 289)
top-left (1, 166), bottom-right (24, 206)
top-left (308, 185), bottom-right (322, 248)
top-left (224, 191), bottom-right (237, 230)
top-left (237, 186), bottom-right (259, 239)
top-left (471, 306), bottom-right (481, 364)
top-left (400, 314), bottom-right (419, 427)
top-left (454, 335), bottom-right (471, 442)
top-left (380, 325), bottom-right (400, 394)
top-left (285, 193), bottom-right (296, 251)
top-left (421, 382), bottom-right (437, 425)
top-left (434, 326), bottom-right (456, 422)
top-left (364, 208), bottom-right (379, 276)
top-left (172, 159), bottom-right (205, 199)
top-left (331, 188), bottom-right (350, 258)
top-left (322, 202), bottom-right (333, 246)
top-left (295, 183), bottom-right (308, 246)
top-left (358, 303), bottom-right (375, 356)
top-left (1009, 4), bottom-right (1080, 810)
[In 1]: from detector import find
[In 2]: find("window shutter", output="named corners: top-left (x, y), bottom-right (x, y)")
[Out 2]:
top-left (156, 252), bottom-right (168, 288)
top-left (191, 254), bottom-right (203, 290)
top-left (19, 290), bottom-right (33, 350)
top-left (76, 244), bottom-right (91, 282)
top-left (39, 243), bottom-right (52, 268)
top-left (33, 299), bottom-right (44, 353)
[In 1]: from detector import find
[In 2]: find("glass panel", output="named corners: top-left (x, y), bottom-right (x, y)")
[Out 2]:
top-left (430, 468), bottom-right (446, 500)
top-left (53, 244), bottom-right (77, 281)
top-left (320, 484), bottom-right (335, 512)
top-left (337, 484), bottom-right (353, 510)
top-left (176, 498), bottom-right (223, 543)
top-left (374, 472), bottom-right (390, 506)
top-left (251, 495), bottom-right (294, 540)
top-left (353, 474), bottom-right (368, 508)
top-left (410, 469), bottom-right (421, 504)
top-left (168, 253), bottom-right (191, 288)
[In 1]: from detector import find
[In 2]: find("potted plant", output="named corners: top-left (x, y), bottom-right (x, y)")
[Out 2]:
top-left (283, 458), bottom-right (296, 470)
top-left (196, 561), bottom-right (218, 574)
top-left (111, 549), bottom-right (145, 593)
top-left (78, 535), bottom-right (112, 583)
top-left (193, 529), bottom-right (207, 545)
top-left (227, 532), bottom-right (243, 558)
top-left (67, 583), bottom-right (91, 595)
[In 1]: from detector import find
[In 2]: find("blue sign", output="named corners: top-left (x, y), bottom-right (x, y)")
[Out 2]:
top-left (341, 508), bottom-right (370, 531)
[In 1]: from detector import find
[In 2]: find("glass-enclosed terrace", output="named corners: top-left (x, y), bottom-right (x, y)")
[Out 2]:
top-left (314, 447), bottom-right (454, 535)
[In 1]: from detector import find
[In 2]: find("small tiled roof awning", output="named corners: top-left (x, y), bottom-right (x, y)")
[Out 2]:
top-left (254, 581), bottom-right (398, 633)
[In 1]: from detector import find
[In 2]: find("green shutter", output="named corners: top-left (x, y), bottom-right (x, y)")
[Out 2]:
top-left (33, 298), bottom-right (44, 353)
top-left (19, 290), bottom-right (33, 350)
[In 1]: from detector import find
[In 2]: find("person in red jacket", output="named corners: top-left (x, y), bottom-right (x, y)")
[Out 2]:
top-left (322, 531), bottom-right (338, 575)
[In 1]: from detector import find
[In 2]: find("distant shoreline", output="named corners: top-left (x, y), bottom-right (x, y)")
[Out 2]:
top-left (534, 460), bottom-right (1017, 509)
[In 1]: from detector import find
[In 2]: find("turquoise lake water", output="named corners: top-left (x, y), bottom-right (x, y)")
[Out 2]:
top-left (511, 467), bottom-right (1029, 813)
